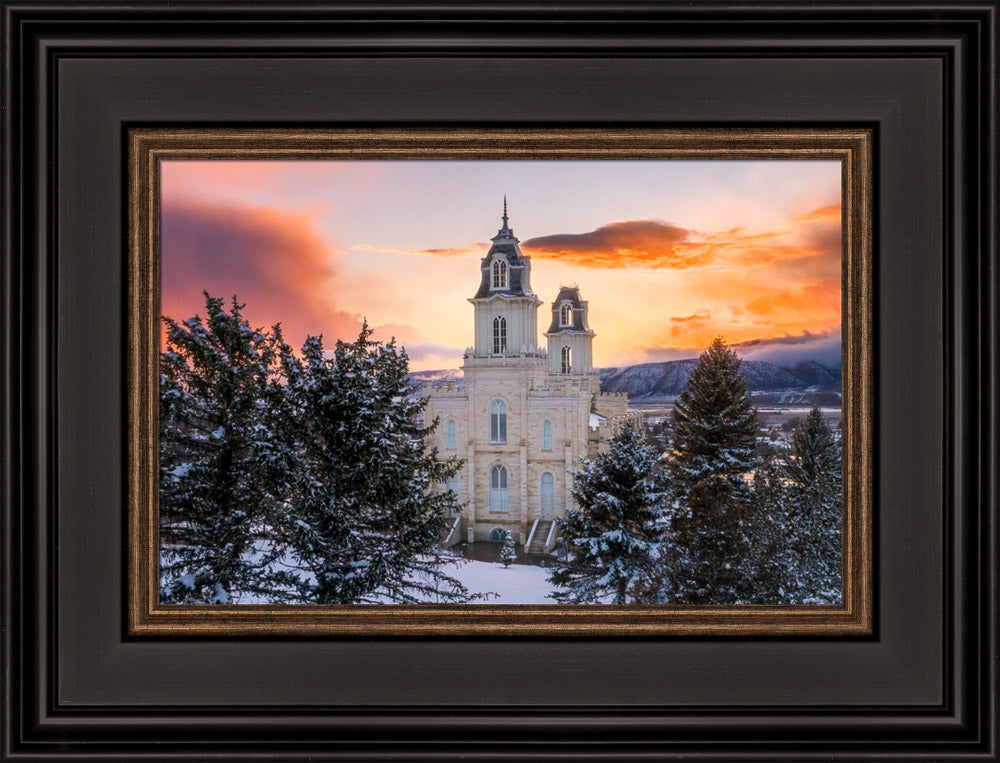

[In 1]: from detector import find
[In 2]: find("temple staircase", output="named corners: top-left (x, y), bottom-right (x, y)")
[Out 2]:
top-left (528, 521), bottom-right (554, 554)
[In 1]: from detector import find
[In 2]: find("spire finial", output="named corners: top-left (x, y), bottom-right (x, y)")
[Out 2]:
top-left (493, 196), bottom-right (515, 240)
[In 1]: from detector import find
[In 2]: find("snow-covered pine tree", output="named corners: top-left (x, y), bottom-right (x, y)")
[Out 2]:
top-left (276, 324), bottom-right (472, 604)
top-left (782, 407), bottom-right (842, 603)
top-left (664, 337), bottom-right (759, 604)
top-left (549, 423), bottom-right (666, 605)
top-left (739, 461), bottom-right (796, 603)
top-left (159, 293), bottom-right (290, 604)
top-left (500, 531), bottom-right (516, 568)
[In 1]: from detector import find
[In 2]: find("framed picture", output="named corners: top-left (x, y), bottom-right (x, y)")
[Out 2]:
top-left (128, 127), bottom-right (872, 636)
top-left (3, 2), bottom-right (997, 761)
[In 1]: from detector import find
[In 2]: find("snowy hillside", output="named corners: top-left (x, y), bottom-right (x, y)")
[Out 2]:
top-left (409, 358), bottom-right (841, 405)
top-left (599, 358), bottom-right (841, 401)
top-left (407, 369), bottom-right (464, 383)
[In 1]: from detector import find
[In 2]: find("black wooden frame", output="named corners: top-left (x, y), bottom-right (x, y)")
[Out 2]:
top-left (2, 1), bottom-right (997, 760)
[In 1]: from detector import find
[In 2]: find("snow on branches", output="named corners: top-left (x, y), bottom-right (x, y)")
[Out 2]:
top-left (549, 424), bottom-right (667, 605)
top-left (159, 294), bottom-right (471, 605)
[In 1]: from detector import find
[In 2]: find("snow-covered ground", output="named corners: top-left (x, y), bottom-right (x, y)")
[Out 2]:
top-left (446, 559), bottom-right (556, 604)
top-left (163, 545), bottom-right (559, 605)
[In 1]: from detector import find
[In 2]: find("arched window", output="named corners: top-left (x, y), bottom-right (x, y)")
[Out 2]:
top-left (490, 527), bottom-right (508, 542)
top-left (540, 472), bottom-right (555, 520)
top-left (490, 400), bottom-right (507, 443)
top-left (491, 258), bottom-right (508, 290)
top-left (541, 419), bottom-right (553, 450)
top-left (492, 316), bottom-right (507, 355)
top-left (559, 302), bottom-right (572, 326)
top-left (445, 420), bottom-right (457, 449)
top-left (490, 466), bottom-right (508, 512)
top-left (561, 346), bottom-right (572, 374)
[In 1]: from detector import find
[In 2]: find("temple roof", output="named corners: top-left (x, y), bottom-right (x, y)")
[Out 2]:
top-left (470, 198), bottom-right (535, 300)
top-left (545, 286), bottom-right (592, 334)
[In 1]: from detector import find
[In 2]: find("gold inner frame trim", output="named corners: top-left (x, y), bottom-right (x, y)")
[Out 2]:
top-left (127, 127), bottom-right (874, 637)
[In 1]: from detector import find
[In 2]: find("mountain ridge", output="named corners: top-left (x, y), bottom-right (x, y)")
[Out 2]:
top-left (410, 358), bottom-right (842, 404)
top-left (598, 358), bottom-right (841, 399)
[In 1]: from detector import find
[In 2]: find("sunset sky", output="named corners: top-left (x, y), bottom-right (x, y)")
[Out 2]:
top-left (161, 160), bottom-right (842, 371)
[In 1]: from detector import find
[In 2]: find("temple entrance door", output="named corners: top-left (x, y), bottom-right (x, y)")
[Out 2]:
top-left (540, 472), bottom-right (554, 520)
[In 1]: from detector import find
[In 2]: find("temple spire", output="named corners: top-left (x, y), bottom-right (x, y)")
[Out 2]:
top-left (496, 196), bottom-right (513, 238)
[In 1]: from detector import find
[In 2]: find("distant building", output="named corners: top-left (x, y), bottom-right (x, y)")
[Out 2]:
top-left (423, 202), bottom-right (637, 549)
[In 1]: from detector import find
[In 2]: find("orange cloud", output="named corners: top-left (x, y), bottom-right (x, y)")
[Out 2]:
top-left (519, 205), bottom-right (840, 275)
top-left (788, 204), bottom-right (842, 225)
top-left (478, 204), bottom-right (844, 360)
top-left (160, 199), bottom-right (361, 349)
top-left (351, 243), bottom-right (485, 258)
top-left (670, 311), bottom-right (711, 323)
top-left (652, 276), bottom-right (840, 352)
top-left (667, 310), bottom-right (713, 339)
top-left (630, 205), bottom-right (843, 353)
top-left (522, 220), bottom-right (696, 268)
top-left (353, 203), bottom-right (841, 285)
top-left (745, 286), bottom-right (839, 318)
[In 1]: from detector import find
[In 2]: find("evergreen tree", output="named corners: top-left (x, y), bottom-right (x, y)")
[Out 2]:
top-left (159, 294), bottom-right (290, 604)
top-left (664, 337), bottom-right (758, 603)
top-left (276, 324), bottom-right (473, 604)
top-left (783, 407), bottom-right (842, 603)
top-left (549, 424), bottom-right (666, 605)
top-left (739, 461), bottom-right (796, 603)
top-left (500, 531), bottom-right (517, 568)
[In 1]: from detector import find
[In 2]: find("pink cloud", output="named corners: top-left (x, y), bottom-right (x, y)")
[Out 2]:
top-left (160, 199), bottom-right (360, 348)
top-left (160, 160), bottom-right (383, 207)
